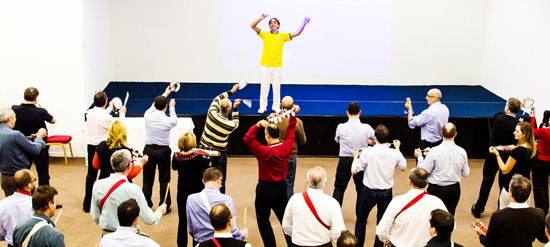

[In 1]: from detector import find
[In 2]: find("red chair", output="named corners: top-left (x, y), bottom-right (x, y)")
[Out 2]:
top-left (46, 135), bottom-right (73, 166)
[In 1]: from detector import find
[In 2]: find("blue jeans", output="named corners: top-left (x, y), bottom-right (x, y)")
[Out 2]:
top-left (210, 153), bottom-right (227, 194)
top-left (355, 186), bottom-right (392, 247)
top-left (285, 156), bottom-right (297, 199)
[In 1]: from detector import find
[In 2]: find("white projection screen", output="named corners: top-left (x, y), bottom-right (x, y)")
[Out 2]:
top-left (221, 0), bottom-right (392, 75)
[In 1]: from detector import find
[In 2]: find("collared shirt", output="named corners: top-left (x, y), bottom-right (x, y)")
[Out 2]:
top-left (282, 188), bottom-right (345, 245)
top-left (91, 174), bottom-right (162, 231)
top-left (376, 189), bottom-right (447, 247)
top-left (0, 124), bottom-right (45, 174)
top-left (196, 233), bottom-right (252, 247)
top-left (351, 143), bottom-right (407, 190)
top-left (99, 226), bottom-right (160, 247)
top-left (12, 213), bottom-right (65, 247)
top-left (408, 101), bottom-right (449, 143)
top-left (0, 191), bottom-right (33, 245)
top-left (86, 106), bottom-right (120, 145)
top-left (508, 202), bottom-right (529, 209)
top-left (144, 94), bottom-right (177, 146)
top-left (186, 187), bottom-right (245, 243)
top-left (335, 118), bottom-right (374, 157)
top-left (417, 141), bottom-right (470, 186)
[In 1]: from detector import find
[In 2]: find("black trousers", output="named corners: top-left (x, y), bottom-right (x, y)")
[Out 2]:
top-left (427, 182), bottom-right (461, 216)
top-left (83, 144), bottom-right (98, 212)
top-left (29, 145), bottom-right (50, 186)
top-left (255, 181), bottom-right (292, 247)
top-left (177, 186), bottom-right (203, 247)
top-left (474, 151), bottom-right (510, 212)
top-left (533, 158), bottom-right (550, 214)
top-left (143, 145), bottom-right (172, 207)
top-left (208, 153), bottom-right (227, 194)
top-left (332, 157), bottom-right (364, 211)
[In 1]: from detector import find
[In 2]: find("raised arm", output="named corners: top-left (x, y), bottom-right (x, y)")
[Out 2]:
top-left (251, 13), bottom-right (268, 33)
top-left (290, 17), bottom-right (310, 38)
top-left (489, 146), bottom-right (516, 174)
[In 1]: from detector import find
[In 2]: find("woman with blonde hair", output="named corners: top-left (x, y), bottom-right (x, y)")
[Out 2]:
top-left (93, 120), bottom-right (144, 180)
top-left (172, 132), bottom-right (211, 247)
top-left (489, 121), bottom-right (537, 208)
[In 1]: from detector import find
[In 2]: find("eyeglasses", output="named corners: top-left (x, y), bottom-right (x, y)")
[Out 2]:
top-left (426, 95), bottom-right (437, 98)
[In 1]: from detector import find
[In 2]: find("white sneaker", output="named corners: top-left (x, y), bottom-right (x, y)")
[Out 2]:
top-left (258, 108), bottom-right (267, 114)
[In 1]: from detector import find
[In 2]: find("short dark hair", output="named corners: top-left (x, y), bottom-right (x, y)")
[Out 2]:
top-left (409, 168), bottom-right (429, 188)
top-left (210, 203), bottom-right (232, 231)
top-left (375, 125), bottom-right (390, 143)
top-left (14, 169), bottom-right (32, 191)
top-left (154, 95), bottom-right (168, 110)
top-left (430, 209), bottom-right (454, 238)
top-left (509, 174), bottom-right (531, 203)
top-left (265, 124), bottom-right (280, 138)
top-left (118, 199), bottom-right (140, 227)
top-left (507, 98), bottom-right (521, 114)
top-left (24, 87), bottom-right (39, 101)
top-left (441, 123), bottom-right (456, 139)
top-left (347, 102), bottom-right (360, 116)
top-left (203, 167), bottom-right (223, 183)
top-left (32, 185), bottom-right (58, 211)
top-left (269, 17), bottom-right (280, 27)
top-left (94, 92), bottom-right (108, 107)
top-left (337, 230), bottom-right (358, 247)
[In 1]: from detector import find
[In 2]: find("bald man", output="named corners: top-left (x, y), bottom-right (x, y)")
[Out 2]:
top-left (0, 169), bottom-right (36, 246)
top-left (405, 88), bottom-right (449, 151)
top-left (270, 96), bottom-right (306, 199)
top-left (415, 123), bottom-right (469, 216)
top-left (199, 84), bottom-right (241, 194)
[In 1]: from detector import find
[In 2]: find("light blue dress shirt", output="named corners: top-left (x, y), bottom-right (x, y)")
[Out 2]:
top-left (144, 94), bottom-right (177, 146)
top-left (335, 118), bottom-right (374, 157)
top-left (408, 101), bottom-right (449, 143)
top-left (417, 141), bottom-right (470, 186)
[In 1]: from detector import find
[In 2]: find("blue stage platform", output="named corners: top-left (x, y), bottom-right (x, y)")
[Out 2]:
top-left (103, 82), bottom-right (506, 117)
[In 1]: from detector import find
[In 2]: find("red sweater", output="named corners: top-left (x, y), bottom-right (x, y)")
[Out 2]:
top-left (531, 118), bottom-right (550, 161)
top-left (244, 116), bottom-right (296, 182)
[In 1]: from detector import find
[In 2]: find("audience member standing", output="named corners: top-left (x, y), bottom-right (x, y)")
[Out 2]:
top-left (99, 199), bottom-right (160, 247)
top-left (416, 123), bottom-right (470, 216)
top-left (243, 105), bottom-right (300, 247)
top-left (172, 132), bottom-right (210, 247)
top-left (489, 122), bottom-right (536, 208)
top-left (282, 166), bottom-right (345, 246)
top-left (404, 88), bottom-right (449, 151)
top-left (529, 112), bottom-right (550, 214)
top-left (424, 209), bottom-right (464, 247)
top-left (12, 185), bottom-right (65, 247)
top-left (351, 124), bottom-right (406, 247)
top-left (0, 107), bottom-right (46, 197)
top-left (198, 203), bottom-right (252, 247)
top-left (271, 96), bottom-right (306, 199)
top-left (187, 168), bottom-right (247, 246)
top-left (143, 86), bottom-right (177, 210)
top-left (472, 98), bottom-right (520, 218)
top-left (0, 169), bottom-right (36, 246)
top-left (91, 150), bottom-right (166, 234)
top-left (12, 87), bottom-right (55, 186)
top-left (198, 84), bottom-right (241, 194)
top-left (478, 174), bottom-right (548, 246)
top-left (376, 168), bottom-right (447, 247)
top-left (83, 92), bottom-right (125, 212)
top-left (333, 102), bottom-right (374, 210)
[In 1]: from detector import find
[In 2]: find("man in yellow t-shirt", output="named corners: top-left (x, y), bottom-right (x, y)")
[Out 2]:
top-left (251, 13), bottom-right (310, 114)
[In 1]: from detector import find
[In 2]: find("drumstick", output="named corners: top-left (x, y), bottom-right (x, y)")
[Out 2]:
top-left (54, 209), bottom-right (63, 225)
top-left (163, 183), bottom-right (170, 204)
top-left (244, 206), bottom-right (248, 228)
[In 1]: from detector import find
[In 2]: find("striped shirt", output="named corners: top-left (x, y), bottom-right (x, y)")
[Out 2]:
top-left (199, 91), bottom-right (239, 152)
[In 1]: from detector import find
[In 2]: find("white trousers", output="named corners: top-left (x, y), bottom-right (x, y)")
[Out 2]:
top-left (259, 66), bottom-right (282, 111)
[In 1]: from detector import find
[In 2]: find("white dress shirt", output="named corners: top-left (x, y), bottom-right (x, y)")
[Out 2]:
top-left (91, 174), bottom-right (162, 231)
top-left (417, 141), bottom-right (470, 186)
top-left (376, 189), bottom-right (447, 247)
top-left (0, 192), bottom-right (33, 245)
top-left (144, 94), bottom-right (177, 146)
top-left (99, 226), bottom-right (160, 247)
top-left (282, 188), bottom-right (345, 245)
top-left (351, 143), bottom-right (407, 189)
top-left (86, 106), bottom-right (123, 145)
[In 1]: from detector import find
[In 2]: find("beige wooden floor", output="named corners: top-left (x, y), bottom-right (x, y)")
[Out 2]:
top-left (0, 157), bottom-right (546, 247)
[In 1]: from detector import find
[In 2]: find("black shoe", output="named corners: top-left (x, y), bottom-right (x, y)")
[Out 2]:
top-left (166, 206), bottom-right (172, 214)
top-left (471, 204), bottom-right (481, 218)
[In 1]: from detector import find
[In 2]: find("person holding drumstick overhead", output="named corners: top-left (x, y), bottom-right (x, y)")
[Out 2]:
top-left (528, 111), bottom-right (550, 214)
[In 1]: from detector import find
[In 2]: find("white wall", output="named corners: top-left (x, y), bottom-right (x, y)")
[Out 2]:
top-left (108, 0), bottom-right (488, 85)
top-left (0, 1), bottom-right (88, 157)
top-left (482, 0), bottom-right (550, 120)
